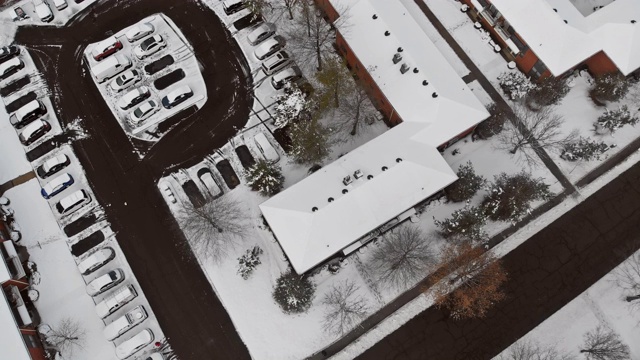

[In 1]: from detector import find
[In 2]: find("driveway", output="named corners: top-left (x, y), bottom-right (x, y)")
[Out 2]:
top-left (14, 0), bottom-right (252, 358)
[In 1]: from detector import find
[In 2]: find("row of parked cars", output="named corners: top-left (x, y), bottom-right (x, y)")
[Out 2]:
top-left (10, 0), bottom-right (84, 23)
top-left (88, 21), bottom-right (194, 127)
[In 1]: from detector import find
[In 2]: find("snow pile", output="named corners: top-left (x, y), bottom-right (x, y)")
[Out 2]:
top-left (65, 117), bottom-right (90, 141)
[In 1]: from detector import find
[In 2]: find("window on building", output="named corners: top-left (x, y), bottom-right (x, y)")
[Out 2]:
top-left (528, 60), bottom-right (548, 80)
top-left (478, 0), bottom-right (489, 7)
top-left (22, 334), bottom-right (39, 349)
top-left (506, 27), bottom-right (529, 53)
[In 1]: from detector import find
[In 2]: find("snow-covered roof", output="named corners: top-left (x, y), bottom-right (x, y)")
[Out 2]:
top-left (260, 0), bottom-right (488, 274)
top-left (490, 0), bottom-right (640, 76)
top-left (0, 289), bottom-right (32, 360)
top-left (0, 254), bottom-right (11, 284)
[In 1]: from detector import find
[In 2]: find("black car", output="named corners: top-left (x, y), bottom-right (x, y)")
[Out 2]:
top-left (36, 154), bottom-right (70, 179)
top-left (161, 85), bottom-right (193, 109)
top-left (0, 46), bottom-right (20, 63)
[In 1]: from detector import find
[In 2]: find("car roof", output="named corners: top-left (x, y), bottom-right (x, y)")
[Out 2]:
top-left (42, 173), bottom-right (71, 193)
top-left (42, 154), bottom-right (68, 170)
top-left (78, 247), bottom-right (113, 272)
top-left (272, 66), bottom-right (301, 82)
top-left (249, 23), bottom-right (275, 39)
top-left (16, 100), bottom-right (41, 118)
top-left (120, 86), bottom-right (148, 103)
top-left (263, 51), bottom-right (288, 67)
top-left (0, 57), bottom-right (21, 70)
top-left (126, 23), bottom-right (152, 35)
top-left (59, 189), bottom-right (85, 207)
top-left (167, 85), bottom-right (192, 100)
top-left (92, 36), bottom-right (119, 54)
top-left (21, 119), bottom-right (47, 138)
top-left (89, 270), bottom-right (120, 288)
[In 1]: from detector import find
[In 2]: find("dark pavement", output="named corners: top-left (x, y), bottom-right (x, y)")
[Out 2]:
top-left (14, 0), bottom-right (252, 359)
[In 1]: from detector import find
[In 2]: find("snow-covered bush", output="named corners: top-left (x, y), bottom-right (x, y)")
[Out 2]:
top-left (475, 103), bottom-right (508, 139)
top-left (274, 84), bottom-right (311, 129)
top-left (237, 246), bottom-right (264, 280)
top-left (245, 160), bottom-right (285, 196)
top-left (434, 205), bottom-right (488, 242)
top-left (482, 172), bottom-right (553, 223)
top-left (498, 72), bottom-right (535, 101)
top-left (591, 72), bottom-right (630, 103)
top-left (288, 119), bottom-right (332, 165)
top-left (594, 105), bottom-right (639, 134)
top-left (445, 162), bottom-right (486, 203)
top-left (560, 137), bottom-right (609, 161)
top-left (273, 270), bottom-right (316, 314)
top-left (527, 76), bottom-right (570, 107)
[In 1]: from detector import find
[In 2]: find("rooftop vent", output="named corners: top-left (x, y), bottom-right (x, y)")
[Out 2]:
top-left (312, 207), bottom-right (318, 212)
top-left (382, 166), bottom-right (388, 171)
top-left (633, 20), bottom-right (637, 24)
top-left (384, 30), bottom-right (390, 36)
top-left (392, 53), bottom-right (403, 64)
top-left (328, 197), bottom-right (334, 202)
top-left (342, 189), bottom-right (348, 194)
top-left (422, 80), bottom-right (429, 86)
top-left (367, 175), bottom-right (374, 180)
top-left (372, 14), bottom-right (378, 19)
top-left (400, 63), bottom-right (410, 74)
top-left (413, 68), bottom-right (419, 73)
top-left (564, 20), bottom-right (568, 24)
top-left (354, 169), bottom-right (363, 179)
top-left (343, 175), bottom-right (353, 186)
top-left (553, 8), bottom-right (557, 12)
top-left (432, 92), bottom-right (438, 98)
top-left (396, 158), bottom-right (403, 163)
top-left (397, 47), bottom-right (403, 52)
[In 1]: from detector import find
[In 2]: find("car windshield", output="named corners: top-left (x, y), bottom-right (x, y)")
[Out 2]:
top-left (109, 271), bottom-right (118, 280)
top-left (134, 108), bottom-right (144, 118)
top-left (141, 38), bottom-right (156, 50)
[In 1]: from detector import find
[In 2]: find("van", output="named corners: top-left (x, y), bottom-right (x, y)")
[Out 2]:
top-left (261, 51), bottom-right (290, 75)
top-left (95, 285), bottom-right (137, 319)
top-left (34, 1), bottom-right (54, 22)
top-left (253, 132), bottom-right (280, 163)
top-left (103, 305), bottom-right (147, 341)
top-left (223, 0), bottom-right (245, 15)
top-left (55, 189), bottom-right (90, 215)
top-left (91, 54), bottom-right (131, 83)
top-left (10, 100), bottom-right (47, 129)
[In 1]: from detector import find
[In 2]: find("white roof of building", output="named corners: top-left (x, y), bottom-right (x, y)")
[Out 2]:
top-left (260, 0), bottom-right (488, 274)
top-left (0, 288), bottom-right (32, 360)
top-left (490, 0), bottom-right (640, 76)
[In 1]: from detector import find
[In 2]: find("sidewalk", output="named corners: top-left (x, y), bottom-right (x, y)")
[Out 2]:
top-left (0, 171), bottom-right (35, 196)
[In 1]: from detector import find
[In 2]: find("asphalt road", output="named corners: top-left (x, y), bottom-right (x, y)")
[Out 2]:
top-left (14, 0), bottom-right (252, 359)
top-left (359, 160), bottom-right (640, 359)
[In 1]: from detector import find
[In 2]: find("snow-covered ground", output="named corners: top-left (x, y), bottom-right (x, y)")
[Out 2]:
top-left (84, 13), bottom-right (206, 146)
top-left (0, 108), bottom-right (31, 184)
top-left (0, 0), bottom-right (98, 28)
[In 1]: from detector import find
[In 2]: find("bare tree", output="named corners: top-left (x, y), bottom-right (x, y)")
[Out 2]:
top-left (614, 252), bottom-right (640, 307)
top-left (431, 240), bottom-right (508, 320)
top-left (369, 225), bottom-right (436, 289)
top-left (283, 0), bottom-right (298, 20)
top-left (498, 339), bottom-right (576, 360)
top-left (177, 195), bottom-right (247, 263)
top-left (287, 0), bottom-right (338, 71)
top-left (322, 280), bottom-right (369, 335)
top-left (245, 0), bottom-right (271, 19)
top-left (497, 105), bottom-right (578, 167)
top-left (580, 326), bottom-right (630, 360)
top-left (315, 56), bottom-right (352, 110)
top-left (333, 81), bottom-right (379, 139)
top-left (45, 318), bottom-right (86, 357)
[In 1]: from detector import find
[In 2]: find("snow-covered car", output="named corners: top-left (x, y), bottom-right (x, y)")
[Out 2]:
top-left (129, 100), bottom-right (159, 125)
top-left (110, 70), bottom-right (141, 92)
top-left (55, 189), bottom-right (90, 215)
top-left (223, 0), bottom-right (245, 15)
top-left (10, 99), bottom-right (47, 129)
top-left (37, 154), bottom-right (70, 179)
top-left (144, 354), bottom-right (165, 360)
top-left (254, 36), bottom-right (285, 60)
top-left (91, 36), bottom-right (123, 61)
top-left (86, 269), bottom-right (125, 296)
top-left (159, 181), bottom-right (176, 204)
top-left (77, 247), bottom-right (115, 275)
top-left (0, 57), bottom-right (24, 80)
top-left (197, 167), bottom-right (222, 199)
top-left (0, 45), bottom-right (20, 63)
top-left (118, 86), bottom-right (150, 110)
top-left (103, 305), bottom-right (147, 341)
top-left (95, 285), bottom-right (137, 319)
top-left (261, 50), bottom-right (290, 75)
top-left (125, 23), bottom-right (155, 43)
top-left (271, 65), bottom-right (302, 90)
top-left (34, 1), bottom-right (53, 22)
top-left (115, 329), bottom-right (154, 359)
top-left (253, 132), bottom-right (280, 163)
top-left (53, 0), bottom-right (68, 10)
top-left (40, 173), bottom-right (74, 199)
top-left (133, 35), bottom-right (166, 60)
top-left (161, 85), bottom-right (193, 109)
top-left (19, 119), bottom-right (50, 145)
top-left (247, 22), bottom-right (276, 46)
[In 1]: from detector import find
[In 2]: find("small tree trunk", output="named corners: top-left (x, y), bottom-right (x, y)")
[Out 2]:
top-left (626, 294), bottom-right (640, 302)
top-left (510, 145), bottom-right (520, 154)
top-left (316, 41), bottom-right (322, 71)
top-left (287, 4), bottom-right (294, 20)
top-left (350, 102), bottom-right (361, 136)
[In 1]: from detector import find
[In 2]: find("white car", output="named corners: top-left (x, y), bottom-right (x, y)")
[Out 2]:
top-left (40, 173), bottom-right (74, 199)
top-left (36, 154), bottom-right (70, 179)
top-left (133, 35), bottom-right (166, 60)
top-left (247, 22), bottom-right (276, 46)
top-left (86, 269), bottom-right (125, 296)
top-left (110, 70), bottom-right (141, 92)
top-left (34, 1), bottom-right (53, 22)
top-left (271, 66), bottom-right (302, 90)
top-left (77, 247), bottom-right (115, 275)
top-left (129, 100), bottom-right (159, 125)
top-left (254, 36), bottom-right (285, 60)
top-left (115, 329), bottom-right (154, 359)
top-left (197, 168), bottom-right (221, 199)
top-left (103, 305), bottom-right (147, 341)
top-left (53, 0), bottom-right (67, 10)
top-left (0, 57), bottom-right (23, 79)
top-left (118, 86), bottom-right (150, 110)
top-left (95, 285), bottom-right (137, 319)
top-left (55, 189), bottom-right (90, 215)
top-left (125, 23), bottom-right (154, 43)
top-left (253, 132), bottom-right (280, 163)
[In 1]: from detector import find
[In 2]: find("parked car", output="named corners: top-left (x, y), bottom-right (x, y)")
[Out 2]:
top-left (197, 167), bottom-right (222, 199)
top-left (91, 54), bottom-right (131, 83)
top-left (161, 85), bottom-right (193, 109)
top-left (125, 23), bottom-right (154, 43)
top-left (53, 0), bottom-right (68, 10)
top-left (40, 173), bottom-right (74, 199)
top-left (254, 36), bottom-right (285, 60)
top-left (86, 269), bottom-right (125, 296)
top-left (77, 247), bottom-right (115, 275)
top-left (115, 329), bottom-right (154, 359)
top-left (55, 189), bottom-right (90, 215)
top-left (223, 0), bottom-right (245, 15)
top-left (0, 57), bottom-right (24, 80)
top-left (110, 70), bottom-right (141, 92)
top-left (0, 45), bottom-right (20, 63)
top-left (129, 100), bottom-right (159, 125)
top-left (10, 7), bottom-right (29, 21)
top-left (10, 100), bottom-right (47, 129)
top-left (36, 154), bottom-right (70, 179)
top-left (103, 305), bottom-right (147, 341)
top-left (95, 285), bottom-right (137, 319)
top-left (133, 35), bottom-right (166, 60)
top-left (253, 132), bottom-right (280, 163)
top-left (91, 36), bottom-right (123, 61)
top-left (34, 1), bottom-right (53, 22)
top-left (247, 22), bottom-right (276, 45)
top-left (159, 181), bottom-right (176, 204)
top-left (145, 354), bottom-right (165, 360)
top-left (118, 86), bottom-right (150, 110)
top-left (19, 119), bottom-right (50, 145)
top-left (271, 65), bottom-right (302, 90)
top-left (261, 50), bottom-right (291, 75)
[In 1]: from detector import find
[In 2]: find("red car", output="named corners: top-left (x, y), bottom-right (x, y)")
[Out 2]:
top-left (91, 37), bottom-right (123, 61)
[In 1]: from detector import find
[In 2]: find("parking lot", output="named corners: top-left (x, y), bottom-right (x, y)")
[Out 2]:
top-left (0, 0), bottom-right (97, 27)
top-left (84, 13), bottom-right (206, 143)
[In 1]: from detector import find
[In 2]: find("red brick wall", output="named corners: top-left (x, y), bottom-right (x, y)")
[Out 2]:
top-left (313, 0), bottom-right (340, 23)
top-left (586, 51), bottom-right (619, 75)
top-left (21, 329), bottom-right (48, 360)
top-left (4, 278), bottom-right (29, 290)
